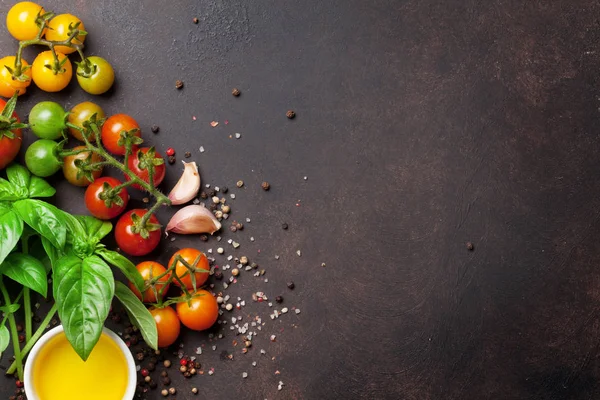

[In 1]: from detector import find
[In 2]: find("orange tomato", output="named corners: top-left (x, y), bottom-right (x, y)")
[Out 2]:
top-left (31, 50), bottom-right (72, 92)
top-left (168, 248), bottom-right (209, 291)
top-left (0, 56), bottom-right (31, 98)
top-left (129, 261), bottom-right (170, 303)
top-left (176, 290), bottom-right (219, 331)
top-left (6, 2), bottom-right (45, 41)
top-left (150, 306), bottom-right (180, 348)
top-left (44, 14), bottom-right (85, 54)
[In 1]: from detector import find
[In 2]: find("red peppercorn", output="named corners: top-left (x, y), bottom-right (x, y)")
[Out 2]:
top-left (166, 148), bottom-right (175, 157)
top-left (15, 380), bottom-right (23, 388)
top-left (141, 369), bottom-right (150, 377)
top-left (179, 358), bottom-right (188, 366)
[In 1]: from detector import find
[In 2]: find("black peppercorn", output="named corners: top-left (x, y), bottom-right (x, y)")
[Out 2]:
top-left (193, 17), bottom-right (199, 24)
top-left (160, 370), bottom-right (168, 378)
top-left (175, 80), bottom-right (184, 89)
top-left (466, 242), bottom-right (474, 251)
top-left (208, 189), bottom-right (216, 197)
top-left (261, 181), bottom-right (270, 191)
top-left (151, 125), bottom-right (159, 134)
top-left (232, 88), bottom-right (241, 96)
top-left (286, 110), bottom-right (296, 119)
top-left (209, 204), bottom-right (217, 211)
top-left (168, 155), bottom-right (176, 164)
top-left (275, 296), bottom-right (283, 303)
top-left (287, 282), bottom-right (295, 290)
top-left (161, 376), bottom-right (171, 385)
top-left (214, 271), bottom-right (223, 280)
top-left (200, 235), bottom-right (208, 242)
top-left (282, 223), bottom-right (288, 230)
top-left (230, 225), bottom-right (237, 232)
top-left (184, 151), bottom-right (191, 158)
top-left (148, 362), bottom-right (156, 372)
top-left (200, 191), bottom-right (208, 199)
top-left (221, 186), bottom-right (228, 193)
top-left (149, 381), bottom-right (158, 389)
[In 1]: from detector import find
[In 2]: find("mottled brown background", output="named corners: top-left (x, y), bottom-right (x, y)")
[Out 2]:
top-left (1, 0), bottom-right (600, 399)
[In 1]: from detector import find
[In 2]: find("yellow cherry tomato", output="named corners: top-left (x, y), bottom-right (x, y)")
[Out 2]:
top-left (32, 51), bottom-right (72, 92)
top-left (0, 56), bottom-right (32, 98)
top-left (6, 2), bottom-right (45, 41)
top-left (44, 14), bottom-right (85, 55)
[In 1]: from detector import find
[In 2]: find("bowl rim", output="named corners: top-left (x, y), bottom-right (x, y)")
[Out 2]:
top-left (23, 325), bottom-right (136, 400)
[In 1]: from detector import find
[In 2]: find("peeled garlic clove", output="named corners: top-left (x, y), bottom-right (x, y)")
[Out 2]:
top-left (168, 161), bottom-right (201, 205)
top-left (166, 205), bottom-right (221, 234)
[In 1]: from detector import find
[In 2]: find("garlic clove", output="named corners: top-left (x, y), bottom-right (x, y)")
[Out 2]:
top-left (168, 161), bottom-right (201, 205)
top-left (166, 205), bottom-right (221, 234)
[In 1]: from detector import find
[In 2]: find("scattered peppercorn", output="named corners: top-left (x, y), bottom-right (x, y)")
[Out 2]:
top-left (169, 387), bottom-right (177, 395)
top-left (236, 180), bottom-right (244, 188)
top-left (193, 17), bottom-right (199, 24)
top-left (151, 125), bottom-right (159, 134)
top-left (149, 381), bottom-right (158, 389)
top-left (160, 371), bottom-right (169, 378)
top-left (209, 189), bottom-right (216, 197)
top-left (221, 186), bottom-right (228, 193)
top-left (286, 110), bottom-right (296, 119)
top-left (235, 222), bottom-right (243, 230)
top-left (275, 296), bottom-right (283, 303)
top-left (231, 268), bottom-right (240, 277)
top-left (136, 352), bottom-right (145, 361)
top-left (240, 256), bottom-right (248, 265)
top-left (466, 242), bottom-right (474, 251)
top-left (161, 376), bottom-right (171, 385)
top-left (180, 365), bottom-right (187, 373)
top-left (168, 155), bottom-right (176, 164)
top-left (16, 324), bottom-right (23, 332)
top-left (166, 147), bottom-right (175, 157)
top-left (232, 88), bottom-right (241, 96)
top-left (230, 225), bottom-right (237, 232)
top-left (141, 369), bottom-right (149, 377)
top-left (222, 205), bottom-right (231, 213)
top-left (261, 181), bottom-right (270, 191)
top-left (163, 360), bottom-right (171, 368)
top-left (18, 334), bottom-right (24, 343)
top-left (184, 151), bottom-right (191, 158)
top-left (214, 270), bottom-right (223, 280)
top-left (282, 223), bottom-right (288, 230)
top-left (200, 234), bottom-right (208, 242)
top-left (144, 376), bottom-right (151, 383)
top-left (189, 368), bottom-right (197, 375)
top-left (148, 362), bottom-right (156, 371)
top-left (209, 203), bottom-right (217, 211)
top-left (287, 282), bottom-right (295, 290)
top-left (200, 191), bottom-right (208, 199)
top-left (175, 80), bottom-right (184, 89)
top-left (192, 387), bottom-right (199, 394)
top-left (161, 389), bottom-right (168, 397)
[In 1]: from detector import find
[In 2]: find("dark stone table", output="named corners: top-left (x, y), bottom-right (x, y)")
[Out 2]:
top-left (1, 0), bottom-right (599, 399)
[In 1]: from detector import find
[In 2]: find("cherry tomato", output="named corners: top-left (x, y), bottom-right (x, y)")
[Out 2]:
top-left (25, 139), bottom-right (62, 177)
top-left (44, 14), bottom-right (85, 55)
top-left (168, 248), bottom-right (209, 291)
top-left (68, 101), bottom-right (104, 142)
top-left (115, 209), bottom-right (161, 257)
top-left (62, 146), bottom-right (102, 187)
top-left (149, 306), bottom-right (180, 348)
top-left (76, 56), bottom-right (115, 95)
top-left (126, 147), bottom-right (166, 190)
top-left (0, 98), bottom-right (22, 170)
top-left (29, 101), bottom-right (67, 140)
top-left (6, 2), bottom-right (45, 41)
top-left (129, 261), bottom-right (170, 303)
top-left (84, 177), bottom-right (129, 220)
top-left (176, 290), bottom-right (219, 331)
top-left (0, 56), bottom-right (32, 98)
top-left (32, 51), bottom-right (72, 92)
top-left (101, 114), bottom-right (141, 156)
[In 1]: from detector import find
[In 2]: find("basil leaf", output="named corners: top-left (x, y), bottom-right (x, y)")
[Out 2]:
top-left (114, 281), bottom-right (158, 350)
top-left (13, 199), bottom-right (67, 250)
top-left (6, 164), bottom-right (30, 190)
top-left (54, 254), bottom-right (114, 361)
top-left (0, 179), bottom-right (22, 201)
top-left (76, 216), bottom-right (112, 242)
top-left (0, 304), bottom-right (20, 314)
top-left (0, 325), bottom-right (9, 357)
top-left (62, 213), bottom-right (86, 245)
top-left (0, 206), bottom-right (23, 265)
top-left (96, 249), bottom-right (144, 292)
top-left (28, 176), bottom-right (56, 198)
top-left (2, 253), bottom-right (48, 297)
top-left (41, 237), bottom-right (61, 273)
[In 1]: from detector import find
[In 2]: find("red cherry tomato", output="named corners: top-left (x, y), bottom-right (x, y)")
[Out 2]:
top-left (126, 147), bottom-right (166, 190)
top-left (84, 177), bottom-right (129, 220)
top-left (115, 209), bottom-right (161, 257)
top-left (101, 114), bottom-right (141, 156)
top-left (176, 290), bottom-right (219, 331)
top-left (168, 248), bottom-right (209, 291)
top-left (129, 261), bottom-right (170, 303)
top-left (0, 98), bottom-right (22, 170)
top-left (150, 306), bottom-right (180, 348)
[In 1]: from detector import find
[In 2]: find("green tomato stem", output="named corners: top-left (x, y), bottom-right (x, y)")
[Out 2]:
top-left (23, 289), bottom-right (31, 343)
top-left (0, 290), bottom-right (23, 328)
top-left (0, 280), bottom-right (23, 380)
top-left (6, 303), bottom-right (57, 376)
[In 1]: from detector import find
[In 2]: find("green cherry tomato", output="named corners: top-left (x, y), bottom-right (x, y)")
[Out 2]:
top-left (76, 56), bottom-right (115, 95)
top-left (28, 101), bottom-right (68, 140)
top-left (25, 139), bottom-right (62, 177)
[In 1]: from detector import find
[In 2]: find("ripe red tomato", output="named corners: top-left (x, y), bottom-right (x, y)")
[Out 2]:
top-left (84, 177), bottom-right (129, 220)
top-left (150, 306), bottom-right (180, 348)
top-left (168, 248), bottom-right (209, 291)
top-left (126, 147), bottom-right (165, 190)
top-left (101, 114), bottom-right (141, 156)
top-left (176, 290), bottom-right (219, 331)
top-left (0, 98), bottom-right (22, 169)
top-left (129, 261), bottom-right (170, 303)
top-left (115, 209), bottom-right (161, 256)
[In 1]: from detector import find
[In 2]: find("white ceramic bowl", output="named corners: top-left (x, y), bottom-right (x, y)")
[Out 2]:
top-left (23, 325), bottom-right (136, 400)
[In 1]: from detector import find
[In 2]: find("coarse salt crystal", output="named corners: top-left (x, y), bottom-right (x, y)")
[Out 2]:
top-left (199, 146), bottom-right (205, 153)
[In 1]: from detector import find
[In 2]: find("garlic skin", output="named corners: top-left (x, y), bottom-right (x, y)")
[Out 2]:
top-left (168, 161), bottom-right (200, 205)
top-left (166, 205), bottom-right (221, 234)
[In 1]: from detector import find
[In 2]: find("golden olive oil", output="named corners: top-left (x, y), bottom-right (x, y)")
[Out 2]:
top-left (32, 332), bottom-right (128, 400)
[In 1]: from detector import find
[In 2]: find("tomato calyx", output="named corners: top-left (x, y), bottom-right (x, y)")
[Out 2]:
top-left (43, 55), bottom-right (70, 75)
top-left (34, 9), bottom-right (55, 31)
top-left (135, 147), bottom-right (165, 172)
top-left (75, 57), bottom-right (97, 78)
top-left (72, 153), bottom-right (102, 183)
top-left (0, 94), bottom-right (27, 140)
top-left (97, 181), bottom-right (126, 208)
top-left (117, 128), bottom-right (143, 150)
top-left (130, 212), bottom-right (161, 239)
